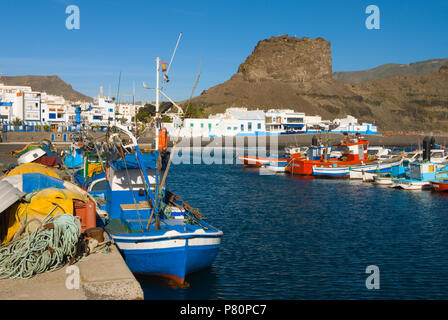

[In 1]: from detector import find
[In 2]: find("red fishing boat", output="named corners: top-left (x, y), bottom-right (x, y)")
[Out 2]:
top-left (237, 147), bottom-right (307, 167)
top-left (285, 135), bottom-right (377, 175)
top-left (431, 180), bottom-right (448, 192)
top-left (237, 154), bottom-right (284, 167)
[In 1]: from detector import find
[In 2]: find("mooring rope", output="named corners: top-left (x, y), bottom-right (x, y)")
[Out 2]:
top-left (0, 214), bottom-right (81, 280)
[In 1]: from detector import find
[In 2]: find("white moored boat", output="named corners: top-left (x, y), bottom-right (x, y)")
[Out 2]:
top-left (17, 148), bottom-right (46, 165)
top-left (314, 156), bottom-right (403, 178)
top-left (372, 175), bottom-right (394, 185)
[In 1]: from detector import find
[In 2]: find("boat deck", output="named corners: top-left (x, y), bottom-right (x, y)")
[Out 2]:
top-left (105, 218), bottom-right (208, 237)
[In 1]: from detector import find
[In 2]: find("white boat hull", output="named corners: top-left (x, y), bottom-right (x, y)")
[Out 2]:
top-left (390, 181), bottom-right (432, 190)
top-left (265, 165), bottom-right (286, 172)
top-left (314, 158), bottom-right (403, 177)
top-left (17, 148), bottom-right (46, 165)
top-left (372, 176), bottom-right (393, 185)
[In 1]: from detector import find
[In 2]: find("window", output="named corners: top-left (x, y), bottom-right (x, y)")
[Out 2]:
top-left (241, 124), bottom-right (244, 131)
top-left (257, 123), bottom-right (261, 130)
top-left (90, 179), bottom-right (107, 192)
top-left (190, 123), bottom-right (194, 127)
top-left (227, 127), bottom-right (231, 130)
top-left (287, 117), bottom-right (304, 123)
top-left (248, 122), bottom-right (252, 131)
top-left (234, 127), bottom-right (237, 130)
top-left (49, 113), bottom-right (56, 119)
top-left (201, 123), bottom-right (204, 128)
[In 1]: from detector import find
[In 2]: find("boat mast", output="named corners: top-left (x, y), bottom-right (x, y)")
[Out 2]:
top-left (155, 57), bottom-right (160, 151)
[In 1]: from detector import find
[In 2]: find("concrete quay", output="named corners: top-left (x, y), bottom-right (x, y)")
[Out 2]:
top-left (0, 243), bottom-right (144, 300)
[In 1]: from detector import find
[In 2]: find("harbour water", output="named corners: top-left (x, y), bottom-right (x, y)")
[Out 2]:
top-left (137, 153), bottom-right (448, 300)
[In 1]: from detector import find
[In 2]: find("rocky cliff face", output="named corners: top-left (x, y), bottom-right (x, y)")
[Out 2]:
top-left (236, 35), bottom-right (332, 82)
top-left (189, 35), bottom-right (448, 133)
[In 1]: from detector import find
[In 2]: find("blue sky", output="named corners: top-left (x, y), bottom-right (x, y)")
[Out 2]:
top-left (0, 0), bottom-right (447, 102)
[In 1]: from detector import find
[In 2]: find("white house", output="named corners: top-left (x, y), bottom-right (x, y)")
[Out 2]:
top-left (164, 108), bottom-right (267, 138)
top-left (331, 115), bottom-right (377, 134)
top-left (88, 93), bottom-right (116, 126)
top-left (41, 93), bottom-right (66, 125)
top-left (265, 109), bottom-right (306, 134)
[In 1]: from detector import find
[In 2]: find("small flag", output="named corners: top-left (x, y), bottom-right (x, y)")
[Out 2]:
top-left (161, 61), bottom-right (168, 72)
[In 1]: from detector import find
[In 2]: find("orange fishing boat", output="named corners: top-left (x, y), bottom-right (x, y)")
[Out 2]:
top-left (431, 180), bottom-right (448, 192)
top-left (285, 135), bottom-right (377, 176)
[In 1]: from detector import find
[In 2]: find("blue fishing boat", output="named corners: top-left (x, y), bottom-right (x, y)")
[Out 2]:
top-left (390, 161), bottom-right (448, 190)
top-left (390, 137), bottom-right (448, 190)
top-left (312, 155), bottom-right (403, 178)
top-left (78, 57), bottom-right (223, 285)
top-left (96, 125), bottom-right (222, 284)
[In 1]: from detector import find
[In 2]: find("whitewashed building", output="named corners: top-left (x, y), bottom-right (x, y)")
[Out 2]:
top-left (116, 103), bottom-right (137, 124)
top-left (163, 108), bottom-right (378, 138)
top-left (41, 93), bottom-right (66, 125)
top-left (88, 93), bottom-right (116, 126)
top-left (265, 109), bottom-right (306, 134)
top-left (0, 83), bottom-right (36, 122)
top-left (164, 108), bottom-right (267, 138)
top-left (330, 115), bottom-right (377, 134)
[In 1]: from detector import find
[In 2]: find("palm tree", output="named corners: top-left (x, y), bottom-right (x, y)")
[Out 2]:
top-left (12, 118), bottom-right (22, 130)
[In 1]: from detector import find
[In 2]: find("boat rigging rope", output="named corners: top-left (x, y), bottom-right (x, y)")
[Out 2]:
top-left (117, 146), bottom-right (145, 234)
top-left (0, 214), bottom-right (81, 280)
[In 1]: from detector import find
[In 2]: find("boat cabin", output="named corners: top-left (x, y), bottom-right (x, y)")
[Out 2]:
top-left (333, 137), bottom-right (369, 162)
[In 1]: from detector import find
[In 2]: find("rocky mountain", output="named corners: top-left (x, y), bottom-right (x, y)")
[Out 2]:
top-left (333, 58), bottom-right (448, 83)
top-left (0, 75), bottom-right (92, 102)
top-left (188, 35), bottom-right (448, 133)
top-left (237, 36), bottom-right (332, 82)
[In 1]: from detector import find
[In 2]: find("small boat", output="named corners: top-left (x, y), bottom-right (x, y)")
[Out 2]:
top-left (431, 180), bottom-right (448, 192)
top-left (264, 159), bottom-right (289, 173)
top-left (390, 137), bottom-right (448, 191)
top-left (13, 140), bottom-right (61, 168)
top-left (390, 179), bottom-right (433, 190)
top-left (313, 155), bottom-right (403, 178)
top-left (390, 161), bottom-right (448, 190)
top-left (350, 170), bottom-right (377, 182)
top-left (77, 57), bottom-right (223, 285)
top-left (286, 134), bottom-right (378, 176)
top-left (100, 124), bottom-right (222, 285)
top-left (367, 146), bottom-right (392, 159)
top-left (237, 145), bottom-right (303, 167)
top-left (17, 148), bottom-right (46, 165)
top-left (284, 146), bottom-right (308, 157)
top-left (429, 149), bottom-right (448, 164)
top-left (372, 175), bottom-right (394, 185)
top-left (237, 154), bottom-right (283, 167)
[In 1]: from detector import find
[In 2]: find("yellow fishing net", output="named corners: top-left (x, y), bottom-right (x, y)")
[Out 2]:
top-left (87, 163), bottom-right (104, 178)
top-left (2, 187), bottom-right (88, 245)
top-left (7, 163), bottom-right (61, 179)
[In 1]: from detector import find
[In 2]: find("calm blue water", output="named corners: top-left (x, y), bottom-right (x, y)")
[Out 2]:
top-left (137, 156), bottom-right (448, 300)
